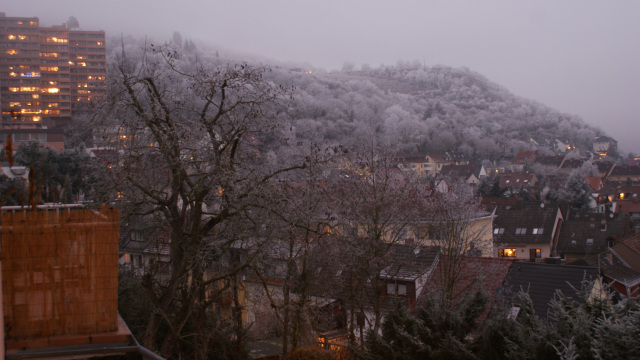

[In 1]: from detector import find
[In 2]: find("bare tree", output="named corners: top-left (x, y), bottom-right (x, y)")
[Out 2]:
top-left (421, 178), bottom-right (493, 305)
top-left (327, 141), bottom-right (425, 341)
top-left (97, 43), bottom-right (307, 360)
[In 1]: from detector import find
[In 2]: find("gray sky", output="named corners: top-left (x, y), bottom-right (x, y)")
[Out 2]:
top-left (5, 1), bottom-right (640, 153)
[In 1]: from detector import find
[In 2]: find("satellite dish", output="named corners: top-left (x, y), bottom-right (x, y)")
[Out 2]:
top-left (540, 203), bottom-right (545, 208)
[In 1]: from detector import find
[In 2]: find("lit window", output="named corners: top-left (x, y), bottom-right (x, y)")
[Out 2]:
top-left (47, 88), bottom-right (59, 93)
top-left (9, 102), bottom-right (21, 107)
top-left (532, 228), bottom-right (543, 235)
top-left (18, 35), bottom-right (27, 40)
top-left (529, 249), bottom-right (541, 258)
top-left (33, 116), bottom-right (41, 122)
top-left (515, 228), bottom-right (527, 235)
top-left (6, 49), bottom-right (18, 55)
top-left (9, 87), bottom-right (19, 92)
top-left (499, 248), bottom-right (517, 257)
top-left (8, 35), bottom-right (16, 40)
top-left (9, 72), bottom-right (17, 77)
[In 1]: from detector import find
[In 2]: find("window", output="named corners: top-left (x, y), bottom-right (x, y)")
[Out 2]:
top-left (494, 228), bottom-right (505, 235)
top-left (530, 249), bottom-right (541, 258)
top-left (532, 228), bottom-right (543, 235)
top-left (130, 231), bottom-right (144, 242)
top-left (387, 282), bottom-right (407, 296)
top-left (499, 248), bottom-right (517, 257)
top-left (586, 238), bottom-right (594, 246)
top-left (515, 228), bottom-right (527, 235)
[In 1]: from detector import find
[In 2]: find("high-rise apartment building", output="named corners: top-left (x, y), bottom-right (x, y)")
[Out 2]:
top-left (0, 13), bottom-right (105, 150)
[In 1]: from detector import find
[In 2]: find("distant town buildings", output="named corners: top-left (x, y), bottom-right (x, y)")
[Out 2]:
top-left (0, 12), bottom-right (105, 149)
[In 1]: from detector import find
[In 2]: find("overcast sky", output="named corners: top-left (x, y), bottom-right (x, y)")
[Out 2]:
top-left (5, 1), bottom-right (640, 153)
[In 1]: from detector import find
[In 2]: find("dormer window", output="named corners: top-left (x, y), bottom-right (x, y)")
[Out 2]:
top-left (532, 228), bottom-right (543, 235)
top-left (515, 228), bottom-right (527, 235)
top-left (387, 282), bottom-right (407, 296)
top-left (494, 228), bottom-right (505, 235)
top-left (586, 238), bottom-right (594, 246)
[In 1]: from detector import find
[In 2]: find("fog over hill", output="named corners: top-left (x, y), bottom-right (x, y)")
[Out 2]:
top-left (108, 36), bottom-right (606, 159)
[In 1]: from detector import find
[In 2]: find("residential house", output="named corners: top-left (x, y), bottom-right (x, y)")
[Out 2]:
top-left (607, 165), bottom-right (640, 183)
top-left (498, 173), bottom-right (538, 196)
top-left (602, 235), bottom-right (640, 297)
top-left (594, 161), bottom-right (616, 178)
top-left (440, 163), bottom-right (487, 186)
top-left (307, 243), bottom-right (440, 341)
top-left (492, 201), bottom-right (564, 261)
top-left (394, 153), bottom-right (429, 177)
top-left (424, 152), bottom-right (468, 176)
top-left (481, 159), bottom-right (507, 176)
top-left (531, 155), bottom-right (564, 176)
top-left (581, 236), bottom-right (640, 298)
top-left (425, 257), bottom-right (513, 323)
top-left (593, 136), bottom-right (618, 156)
top-left (502, 262), bottom-right (601, 318)
top-left (510, 150), bottom-right (537, 172)
top-left (585, 176), bottom-right (604, 193)
top-left (555, 212), bottom-right (631, 262)
top-left (558, 158), bottom-right (587, 176)
top-left (556, 139), bottom-right (574, 153)
top-left (596, 183), bottom-right (640, 219)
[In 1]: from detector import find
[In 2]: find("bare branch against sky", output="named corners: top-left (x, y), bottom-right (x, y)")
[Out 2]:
top-left (4, 0), bottom-right (639, 152)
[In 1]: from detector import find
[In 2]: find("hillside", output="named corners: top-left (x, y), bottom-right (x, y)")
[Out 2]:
top-left (271, 64), bottom-right (604, 159)
top-left (106, 37), bottom-right (605, 160)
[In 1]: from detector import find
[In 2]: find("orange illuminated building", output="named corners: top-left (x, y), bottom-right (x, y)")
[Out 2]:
top-left (0, 12), bottom-right (105, 149)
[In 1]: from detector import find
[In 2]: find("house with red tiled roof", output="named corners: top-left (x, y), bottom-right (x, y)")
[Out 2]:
top-left (583, 235), bottom-right (640, 298)
top-left (510, 150), bottom-right (537, 172)
top-left (584, 176), bottom-right (604, 192)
